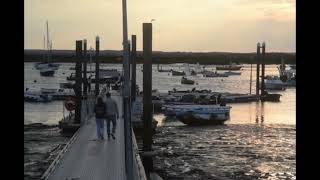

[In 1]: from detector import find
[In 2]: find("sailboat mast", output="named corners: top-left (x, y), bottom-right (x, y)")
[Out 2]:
top-left (46, 20), bottom-right (50, 51)
top-left (43, 35), bottom-right (46, 61)
top-left (43, 35), bottom-right (46, 49)
top-left (46, 20), bottom-right (50, 61)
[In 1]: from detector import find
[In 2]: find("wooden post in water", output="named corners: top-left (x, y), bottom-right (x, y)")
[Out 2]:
top-left (128, 42), bottom-right (131, 81)
top-left (131, 35), bottom-right (137, 101)
top-left (256, 43), bottom-right (261, 96)
top-left (95, 36), bottom-right (100, 97)
top-left (83, 39), bottom-right (88, 97)
top-left (121, 0), bottom-right (134, 177)
top-left (142, 23), bottom-right (153, 174)
top-left (250, 62), bottom-right (253, 94)
top-left (75, 40), bottom-right (83, 124)
top-left (261, 42), bottom-right (266, 94)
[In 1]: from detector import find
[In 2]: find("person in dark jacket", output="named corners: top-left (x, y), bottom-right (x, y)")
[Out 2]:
top-left (94, 96), bottom-right (106, 140)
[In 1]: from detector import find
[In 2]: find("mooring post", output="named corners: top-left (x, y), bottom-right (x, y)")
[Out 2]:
top-left (83, 39), bottom-right (88, 97)
top-left (261, 42), bottom-right (266, 94)
top-left (121, 0), bottom-right (134, 178)
top-left (256, 42), bottom-right (261, 96)
top-left (250, 61), bottom-right (253, 94)
top-left (75, 40), bottom-right (83, 124)
top-left (131, 35), bottom-right (137, 102)
top-left (142, 23), bottom-right (154, 175)
top-left (95, 36), bottom-right (100, 97)
top-left (128, 42), bottom-right (131, 80)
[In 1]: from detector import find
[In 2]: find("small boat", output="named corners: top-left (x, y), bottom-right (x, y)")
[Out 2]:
top-left (277, 59), bottom-right (296, 86)
top-left (184, 64), bottom-right (197, 76)
top-left (60, 82), bottom-right (74, 89)
top-left (24, 93), bottom-right (52, 102)
top-left (162, 104), bottom-right (231, 125)
top-left (181, 77), bottom-right (195, 85)
top-left (202, 70), bottom-right (228, 77)
top-left (216, 63), bottom-right (243, 71)
top-left (90, 75), bottom-right (119, 84)
top-left (288, 64), bottom-right (296, 70)
top-left (66, 73), bottom-right (76, 81)
top-left (157, 64), bottom-right (171, 72)
top-left (171, 70), bottom-right (185, 76)
top-left (223, 71), bottom-right (241, 76)
top-left (260, 91), bottom-right (281, 102)
top-left (99, 69), bottom-right (121, 77)
top-left (40, 66), bottom-right (55, 76)
top-left (35, 62), bottom-right (59, 70)
top-left (25, 88), bottom-right (75, 100)
top-left (40, 88), bottom-right (75, 99)
top-left (264, 76), bottom-right (286, 90)
top-left (158, 69), bottom-right (171, 72)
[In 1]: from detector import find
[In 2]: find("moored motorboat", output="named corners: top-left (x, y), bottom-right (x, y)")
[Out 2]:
top-left (40, 66), bottom-right (55, 76)
top-left (24, 93), bottom-right (53, 102)
top-left (260, 91), bottom-right (281, 102)
top-left (162, 104), bottom-right (231, 125)
top-left (35, 62), bottom-right (59, 70)
top-left (181, 77), bottom-right (195, 85)
top-left (171, 70), bottom-right (185, 76)
top-left (264, 76), bottom-right (286, 90)
top-left (216, 63), bottom-right (243, 71)
top-left (60, 82), bottom-right (74, 89)
top-left (202, 70), bottom-right (228, 77)
top-left (223, 71), bottom-right (241, 76)
top-left (66, 73), bottom-right (76, 81)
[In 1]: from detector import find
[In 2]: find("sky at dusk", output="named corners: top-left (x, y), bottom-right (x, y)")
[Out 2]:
top-left (24, 0), bottom-right (295, 52)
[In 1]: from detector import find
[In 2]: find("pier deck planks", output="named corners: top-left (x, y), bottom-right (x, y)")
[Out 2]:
top-left (47, 94), bottom-right (127, 180)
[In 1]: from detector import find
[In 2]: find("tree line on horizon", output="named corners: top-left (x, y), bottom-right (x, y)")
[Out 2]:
top-left (24, 50), bottom-right (296, 65)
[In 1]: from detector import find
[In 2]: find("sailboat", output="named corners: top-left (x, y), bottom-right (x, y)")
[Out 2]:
top-left (36, 21), bottom-right (58, 76)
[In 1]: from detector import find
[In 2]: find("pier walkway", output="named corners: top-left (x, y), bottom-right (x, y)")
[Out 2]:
top-left (44, 92), bottom-right (146, 180)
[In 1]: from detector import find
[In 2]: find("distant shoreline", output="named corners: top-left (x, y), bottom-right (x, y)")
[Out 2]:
top-left (24, 49), bottom-right (296, 65)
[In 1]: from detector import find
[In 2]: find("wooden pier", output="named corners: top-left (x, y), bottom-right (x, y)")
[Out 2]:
top-left (42, 92), bottom-right (147, 180)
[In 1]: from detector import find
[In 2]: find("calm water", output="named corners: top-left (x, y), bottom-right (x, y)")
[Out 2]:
top-left (24, 62), bottom-right (295, 180)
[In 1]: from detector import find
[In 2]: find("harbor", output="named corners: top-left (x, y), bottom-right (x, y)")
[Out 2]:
top-left (24, 0), bottom-right (295, 179)
top-left (24, 61), bottom-right (295, 179)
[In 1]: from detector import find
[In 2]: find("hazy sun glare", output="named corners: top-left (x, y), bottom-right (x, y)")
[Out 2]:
top-left (24, 0), bottom-right (295, 52)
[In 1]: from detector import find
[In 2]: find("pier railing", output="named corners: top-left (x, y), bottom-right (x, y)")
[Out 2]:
top-left (132, 129), bottom-right (147, 180)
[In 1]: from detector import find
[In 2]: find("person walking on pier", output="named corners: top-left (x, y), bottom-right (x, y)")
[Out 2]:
top-left (105, 92), bottom-right (119, 140)
top-left (94, 96), bottom-right (106, 140)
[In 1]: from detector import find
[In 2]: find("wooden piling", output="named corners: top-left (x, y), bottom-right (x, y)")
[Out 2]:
top-left (250, 62), bottom-right (253, 94)
top-left (256, 43), bottom-right (261, 96)
top-left (142, 23), bottom-right (153, 173)
top-left (83, 39), bottom-right (88, 97)
top-left (261, 42), bottom-right (266, 94)
top-left (95, 36), bottom-right (100, 97)
top-left (131, 35), bottom-right (137, 101)
top-left (128, 42), bottom-right (131, 82)
top-left (75, 40), bottom-right (83, 124)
